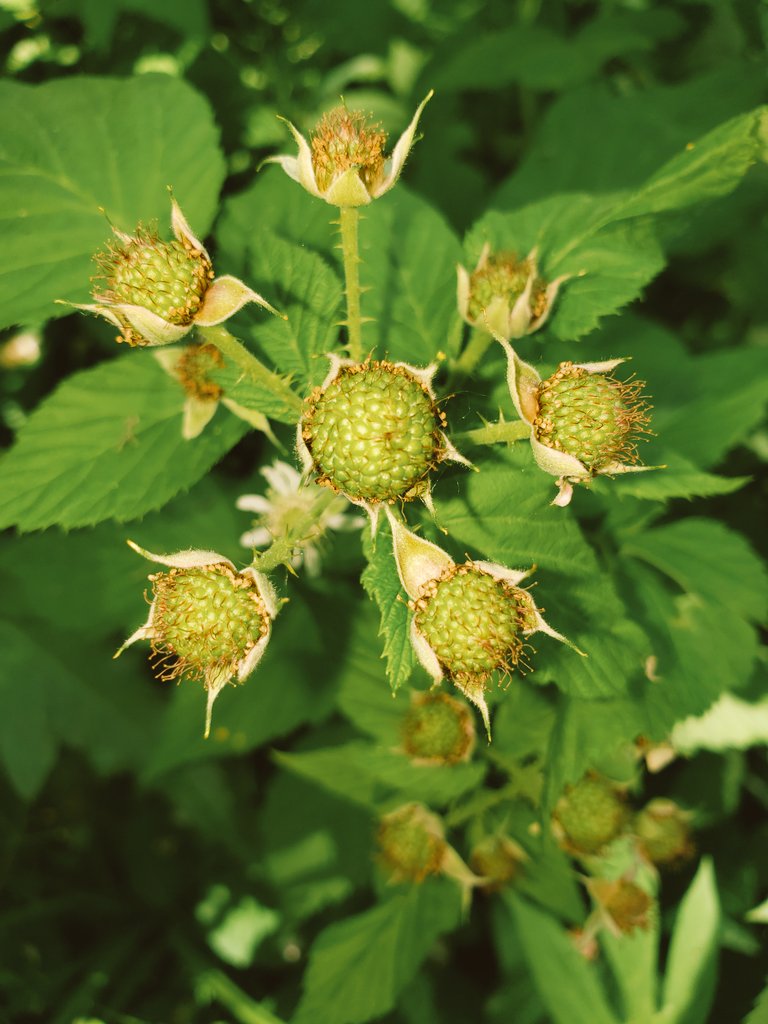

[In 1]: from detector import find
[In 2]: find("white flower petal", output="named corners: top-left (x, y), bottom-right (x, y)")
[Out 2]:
top-left (374, 90), bottom-right (434, 197)
top-left (126, 540), bottom-right (233, 570)
top-left (239, 526), bottom-right (272, 548)
top-left (261, 460), bottom-right (301, 494)
top-left (195, 275), bottom-right (283, 325)
top-left (552, 479), bottom-right (575, 507)
top-left (386, 507), bottom-right (454, 599)
top-left (236, 494), bottom-right (272, 514)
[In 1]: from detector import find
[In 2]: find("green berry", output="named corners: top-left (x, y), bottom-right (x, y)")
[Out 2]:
top-left (414, 564), bottom-right (528, 683)
top-left (470, 835), bottom-right (525, 892)
top-left (634, 799), bottom-right (693, 868)
top-left (534, 362), bottom-right (649, 472)
top-left (377, 803), bottom-right (447, 883)
top-left (302, 361), bottom-right (442, 503)
top-left (555, 776), bottom-right (627, 855)
top-left (96, 228), bottom-right (213, 326)
top-left (590, 877), bottom-right (652, 934)
top-left (468, 251), bottom-right (545, 322)
top-left (401, 692), bottom-right (475, 764)
top-left (311, 107), bottom-right (387, 195)
top-left (150, 564), bottom-right (270, 682)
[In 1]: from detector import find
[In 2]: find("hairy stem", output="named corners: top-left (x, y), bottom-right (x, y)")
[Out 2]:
top-left (453, 326), bottom-right (496, 378)
top-left (458, 418), bottom-right (531, 447)
top-left (339, 206), bottom-right (363, 361)
top-left (198, 324), bottom-right (302, 415)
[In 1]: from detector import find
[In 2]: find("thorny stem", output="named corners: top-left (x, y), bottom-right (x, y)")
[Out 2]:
top-left (453, 325), bottom-right (496, 378)
top-left (197, 324), bottom-right (302, 416)
top-left (248, 486), bottom-right (343, 574)
top-left (339, 206), bottom-right (364, 361)
top-left (458, 418), bottom-right (531, 447)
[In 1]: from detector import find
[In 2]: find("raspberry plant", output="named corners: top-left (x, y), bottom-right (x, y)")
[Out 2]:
top-left (1, 5), bottom-right (768, 1024)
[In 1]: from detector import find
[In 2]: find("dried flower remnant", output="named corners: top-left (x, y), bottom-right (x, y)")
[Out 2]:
top-left (457, 244), bottom-right (568, 341)
top-left (115, 542), bottom-right (277, 737)
top-left (267, 93), bottom-right (433, 207)
top-left (400, 691), bottom-right (476, 765)
top-left (633, 799), bottom-right (695, 869)
top-left (553, 775), bottom-right (629, 856)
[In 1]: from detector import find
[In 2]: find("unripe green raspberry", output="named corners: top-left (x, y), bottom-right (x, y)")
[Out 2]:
top-left (376, 803), bottom-right (447, 883)
top-left (467, 251), bottom-right (546, 323)
top-left (589, 877), bottom-right (652, 935)
top-left (554, 776), bottom-right (628, 855)
top-left (413, 564), bottom-right (531, 685)
top-left (149, 564), bottom-right (270, 683)
top-left (95, 227), bottom-right (213, 335)
top-left (401, 691), bottom-right (475, 765)
top-left (534, 361), bottom-right (650, 472)
top-left (302, 361), bottom-right (442, 503)
top-left (470, 834), bottom-right (525, 892)
top-left (634, 799), bottom-right (694, 868)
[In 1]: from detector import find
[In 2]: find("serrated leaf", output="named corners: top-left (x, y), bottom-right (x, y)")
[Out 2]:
top-left (623, 519), bottom-right (768, 622)
top-left (0, 75), bottom-right (225, 330)
top-left (361, 524), bottom-right (415, 692)
top-left (244, 228), bottom-right (344, 388)
top-left (672, 694), bottom-right (768, 755)
top-left (508, 894), bottom-right (620, 1024)
top-left (0, 351), bottom-right (247, 531)
top-left (592, 453), bottom-right (749, 502)
top-left (658, 859), bottom-right (720, 1024)
top-left (294, 879), bottom-right (462, 1024)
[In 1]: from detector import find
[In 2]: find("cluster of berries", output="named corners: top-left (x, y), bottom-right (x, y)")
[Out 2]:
top-left (70, 97), bottom-right (654, 740)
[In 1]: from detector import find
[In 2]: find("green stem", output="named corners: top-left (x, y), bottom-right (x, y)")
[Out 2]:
top-left (249, 486), bottom-right (341, 574)
top-left (195, 970), bottom-right (287, 1024)
top-left (453, 325), bottom-right (496, 378)
top-left (458, 418), bottom-right (531, 447)
top-left (198, 325), bottom-right (302, 416)
top-left (339, 206), bottom-right (363, 361)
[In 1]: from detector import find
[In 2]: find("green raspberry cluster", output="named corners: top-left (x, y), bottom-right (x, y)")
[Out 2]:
top-left (534, 361), bottom-right (649, 472)
top-left (377, 803), bottom-right (447, 883)
top-left (311, 107), bottom-right (387, 194)
top-left (401, 691), bottom-right (475, 764)
top-left (554, 776), bottom-right (628, 855)
top-left (150, 565), bottom-right (269, 681)
top-left (97, 229), bottom-right (213, 325)
top-left (414, 564), bottom-right (527, 683)
top-left (470, 834), bottom-right (525, 892)
top-left (302, 361), bottom-right (441, 502)
top-left (467, 251), bottom-right (545, 322)
top-left (634, 799), bottom-right (693, 868)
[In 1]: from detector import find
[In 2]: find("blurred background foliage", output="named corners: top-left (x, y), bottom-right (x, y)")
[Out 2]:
top-left (0, 0), bottom-right (767, 1022)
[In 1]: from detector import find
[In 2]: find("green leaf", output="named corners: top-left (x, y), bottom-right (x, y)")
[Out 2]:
top-left (0, 351), bottom-right (247, 531)
top-left (658, 859), bottom-right (720, 1024)
top-left (672, 694), bottom-right (768, 756)
top-left (623, 519), bottom-right (768, 623)
top-left (508, 894), bottom-right (620, 1024)
top-left (294, 879), bottom-right (462, 1024)
top-left (245, 227), bottom-right (344, 388)
top-left (361, 523), bottom-right (415, 692)
top-left (0, 75), bottom-right (225, 329)
top-left (744, 979), bottom-right (768, 1024)
top-left (591, 453), bottom-right (749, 502)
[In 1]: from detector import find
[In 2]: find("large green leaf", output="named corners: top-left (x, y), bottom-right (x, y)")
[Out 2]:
top-left (294, 879), bottom-right (462, 1024)
top-left (0, 75), bottom-right (225, 329)
top-left (0, 351), bottom-right (247, 531)
top-left (623, 519), bottom-right (768, 623)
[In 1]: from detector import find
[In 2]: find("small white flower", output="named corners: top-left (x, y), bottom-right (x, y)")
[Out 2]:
top-left (266, 93), bottom-right (433, 208)
top-left (62, 196), bottom-right (282, 347)
top-left (237, 460), bottom-right (362, 576)
top-left (115, 541), bottom-right (278, 737)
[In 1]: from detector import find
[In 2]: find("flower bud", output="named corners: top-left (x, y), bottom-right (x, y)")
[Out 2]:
top-left (115, 543), bottom-right (277, 736)
top-left (376, 803), bottom-right (448, 883)
top-left (553, 776), bottom-right (628, 856)
top-left (633, 799), bottom-right (694, 868)
top-left (298, 356), bottom-right (468, 529)
top-left (401, 691), bottom-right (476, 765)
top-left (534, 361), bottom-right (651, 474)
